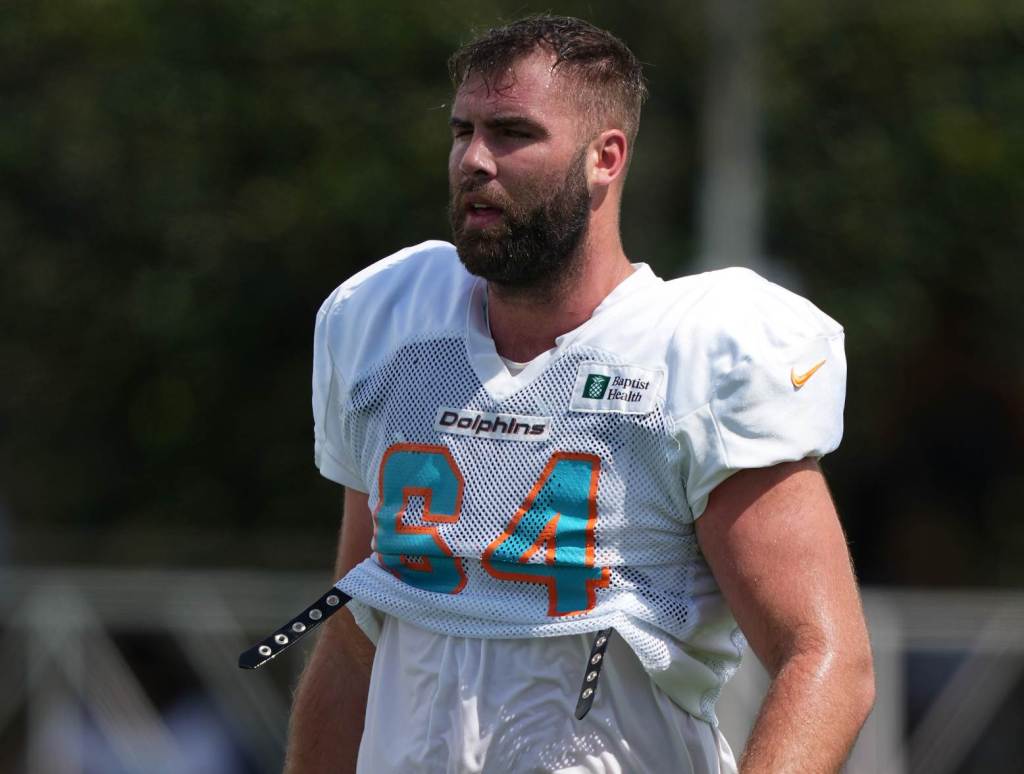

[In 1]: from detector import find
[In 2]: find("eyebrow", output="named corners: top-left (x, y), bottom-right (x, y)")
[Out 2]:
top-left (449, 115), bottom-right (549, 137)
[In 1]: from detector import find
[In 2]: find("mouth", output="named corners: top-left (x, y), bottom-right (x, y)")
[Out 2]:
top-left (463, 201), bottom-right (504, 229)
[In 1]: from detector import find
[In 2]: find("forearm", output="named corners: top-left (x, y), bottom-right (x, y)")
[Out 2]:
top-left (284, 609), bottom-right (375, 774)
top-left (739, 648), bottom-right (875, 774)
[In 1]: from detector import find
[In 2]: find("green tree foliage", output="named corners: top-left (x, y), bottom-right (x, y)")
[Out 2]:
top-left (763, 0), bottom-right (1024, 584)
top-left (1, 1), bottom-right (1021, 582)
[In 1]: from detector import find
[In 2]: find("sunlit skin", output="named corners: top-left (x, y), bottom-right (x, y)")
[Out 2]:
top-left (448, 50), bottom-right (634, 363)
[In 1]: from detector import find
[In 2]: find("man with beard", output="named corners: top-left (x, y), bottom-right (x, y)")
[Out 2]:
top-left (283, 15), bottom-right (873, 774)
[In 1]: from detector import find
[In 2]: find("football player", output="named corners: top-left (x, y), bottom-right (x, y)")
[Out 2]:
top-left (283, 15), bottom-right (873, 774)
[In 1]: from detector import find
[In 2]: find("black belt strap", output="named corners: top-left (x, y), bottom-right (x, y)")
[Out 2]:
top-left (240, 591), bottom-right (612, 723)
top-left (237, 586), bottom-right (351, 669)
top-left (574, 627), bottom-right (614, 720)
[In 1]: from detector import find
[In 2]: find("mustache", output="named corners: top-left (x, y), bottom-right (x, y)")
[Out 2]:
top-left (452, 181), bottom-right (512, 209)
top-left (454, 177), bottom-right (492, 195)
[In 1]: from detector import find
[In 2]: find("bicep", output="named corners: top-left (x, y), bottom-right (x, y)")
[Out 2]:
top-left (694, 459), bottom-right (868, 673)
top-left (335, 487), bottom-right (374, 578)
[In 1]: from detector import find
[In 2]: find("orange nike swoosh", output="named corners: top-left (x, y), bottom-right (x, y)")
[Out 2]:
top-left (791, 359), bottom-right (826, 388)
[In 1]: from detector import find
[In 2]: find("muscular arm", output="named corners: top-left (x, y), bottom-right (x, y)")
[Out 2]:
top-left (696, 459), bottom-right (874, 774)
top-left (284, 488), bottom-right (375, 774)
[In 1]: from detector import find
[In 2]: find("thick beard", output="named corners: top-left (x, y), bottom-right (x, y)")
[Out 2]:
top-left (449, 147), bottom-right (591, 299)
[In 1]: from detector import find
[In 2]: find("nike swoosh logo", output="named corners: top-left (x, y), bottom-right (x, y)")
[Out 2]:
top-left (791, 359), bottom-right (826, 388)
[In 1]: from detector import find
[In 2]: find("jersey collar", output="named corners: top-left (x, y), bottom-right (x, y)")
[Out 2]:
top-left (465, 264), bottom-right (660, 403)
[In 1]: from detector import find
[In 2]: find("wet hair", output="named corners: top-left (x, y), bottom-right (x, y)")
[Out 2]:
top-left (448, 15), bottom-right (648, 146)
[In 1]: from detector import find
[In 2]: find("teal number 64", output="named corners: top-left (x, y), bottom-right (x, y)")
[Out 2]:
top-left (373, 444), bottom-right (608, 616)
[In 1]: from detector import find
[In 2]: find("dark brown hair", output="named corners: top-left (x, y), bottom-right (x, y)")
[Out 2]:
top-left (448, 15), bottom-right (648, 146)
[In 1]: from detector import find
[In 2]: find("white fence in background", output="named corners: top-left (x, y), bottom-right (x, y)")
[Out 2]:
top-left (0, 568), bottom-right (1021, 773)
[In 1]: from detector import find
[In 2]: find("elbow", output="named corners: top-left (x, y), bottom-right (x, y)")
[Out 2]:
top-left (851, 646), bottom-right (876, 726)
top-left (787, 634), bottom-right (876, 726)
top-left (823, 637), bottom-right (875, 728)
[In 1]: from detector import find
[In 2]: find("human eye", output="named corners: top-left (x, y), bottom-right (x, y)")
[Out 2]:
top-left (450, 121), bottom-right (473, 140)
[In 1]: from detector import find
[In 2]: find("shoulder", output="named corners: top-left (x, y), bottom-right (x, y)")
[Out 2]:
top-left (661, 267), bottom-right (844, 415)
top-left (318, 240), bottom-right (465, 319)
top-left (315, 240), bottom-right (473, 384)
top-left (670, 265), bottom-right (840, 332)
top-left (669, 266), bottom-right (841, 359)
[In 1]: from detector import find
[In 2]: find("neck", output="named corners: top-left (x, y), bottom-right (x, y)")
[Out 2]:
top-left (486, 231), bottom-right (634, 362)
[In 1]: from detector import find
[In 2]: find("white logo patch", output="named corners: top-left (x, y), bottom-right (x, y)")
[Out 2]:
top-left (434, 408), bottom-right (552, 442)
top-left (570, 362), bottom-right (663, 414)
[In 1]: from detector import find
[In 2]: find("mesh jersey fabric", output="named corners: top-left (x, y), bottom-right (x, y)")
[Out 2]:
top-left (313, 240), bottom-right (846, 725)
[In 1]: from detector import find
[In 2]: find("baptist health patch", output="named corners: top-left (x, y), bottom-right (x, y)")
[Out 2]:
top-left (570, 362), bottom-right (663, 414)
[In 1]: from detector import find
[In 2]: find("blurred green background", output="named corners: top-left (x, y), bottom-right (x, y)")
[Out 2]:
top-left (2, 0), bottom-right (1022, 579)
top-left (2, 2), bottom-right (1023, 772)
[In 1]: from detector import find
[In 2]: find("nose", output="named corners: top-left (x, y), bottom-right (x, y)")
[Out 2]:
top-left (457, 133), bottom-right (497, 179)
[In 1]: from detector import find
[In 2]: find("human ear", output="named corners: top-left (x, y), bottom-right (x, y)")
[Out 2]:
top-left (588, 129), bottom-right (628, 187)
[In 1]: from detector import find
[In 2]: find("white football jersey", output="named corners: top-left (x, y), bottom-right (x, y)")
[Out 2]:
top-left (313, 240), bottom-right (845, 728)
top-left (357, 615), bottom-right (738, 773)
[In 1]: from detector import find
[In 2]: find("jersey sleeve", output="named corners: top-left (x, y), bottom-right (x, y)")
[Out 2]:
top-left (312, 288), bottom-right (367, 490)
top-left (311, 241), bottom-right (464, 492)
top-left (670, 269), bottom-right (846, 519)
